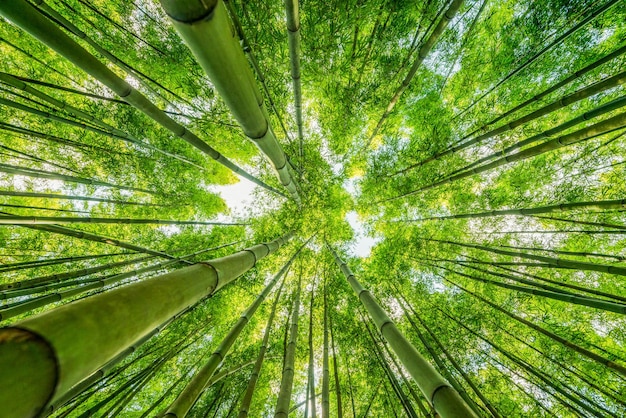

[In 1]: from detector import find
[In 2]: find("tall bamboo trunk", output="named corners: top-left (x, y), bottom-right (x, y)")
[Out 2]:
top-left (0, 232), bottom-right (292, 417)
top-left (367, 0), bottom-right (464, 147)
top-left (238, 277), bottom-right (286, 417)
top-left (328, 310), bottom-right (343, 418)
top-left (162, 243), bottom-right (301, 417)
top-left (160, 0), bottom-right (301, 203)
top-left (0, 189), bottom-right (162, 207)
top-left (306, 288), bottom-right (317, 418)
top-left (284, 0), bottom-right (304, 166)
top-left (275, 273), bottom-right (302, 417)
top-left (327, 244), bottom-right (477, 418)
top-left (0, 215), bottom-right (245, 226)
top-left (0, 0), bottom-right (283, 197)
top-left (321, 278), bottom-right (330, 418)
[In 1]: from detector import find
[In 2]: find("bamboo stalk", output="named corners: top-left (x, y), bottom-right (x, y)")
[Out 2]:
top-left (322, 277), bottom-right (330, 418)
top-left (162, 241), bottom-right (304, 417)
top-left (0, 232), bottom-right (292, 417)
top-left (307, 287), bottom-right (317, 418)
top-left (0, 0), bottom-right (284, 197)
top-left (0, 189), bottom-right (162, 207)
top-left (0, 215), bottom-right (246, 226)
top-left (275, 271), bottom-right (303, 417)
top-left (328, 244), bottom-right (476, 418)
top-left (366, 0), bottom-right (464, 148)
top-left (284, 0), bottom-right (304, 166)
top-left (238, 276), bottom-right (286, 417)
top-left (329, 309), bottom-right (343, 418)
top-left (160, 0), bottom-right (301, 203)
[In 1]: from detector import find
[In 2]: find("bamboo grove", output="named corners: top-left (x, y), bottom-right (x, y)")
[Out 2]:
top-left (0, 0), bottom-right (624, 416)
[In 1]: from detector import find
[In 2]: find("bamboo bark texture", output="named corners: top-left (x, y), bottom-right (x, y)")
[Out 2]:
top-left (0, 232), bottom-right (292, 418)
top-left (162, 242), bottom-right (300, 417)
top-left (0, 0), bottom-right (283, 197)
top-left (327, 244), bottom-right (477, 418)
top-left (160, 0), bottom-right (301, 203)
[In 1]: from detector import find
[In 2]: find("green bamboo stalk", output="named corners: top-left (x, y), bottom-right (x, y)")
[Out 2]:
top-left (162, 242), bottom-right (303, 417)
top-left (307, 286), bottom-right (317, 418)
top-left (0, 161), bottom-right (154, 194)
top-left (0, 189), bottom-right (161, 207)
top-left (0, 252), bottom-right (128, 273)
top-left (0, 71), bottom-right (207, 170)
top-left (366, 0), bottom-right (464, 148)
top-left (284, 0), bottom-right (304, 165)
top-left (274, 272), bottom-right (302, 417)
top-left (428, 237), bottom-right (626, 276)
top-left (435, 263), bottom-right (626, 314)
top-left (532, 214), bottom-right (626, 230)
top-left (463, 43), bottom-right (626, 140)
top-left (0, 0), bottom-right (284, 198)
top-left (328, 309), bottom-right (343, 418)
top-left (0, 140), bottom-right (81, 175)
top-left (0, 214), bottom-right (246, 226)
top-left (160, 0), bottom-right (301, 203)
top-left (404, 198), bottom-right (626, 222)
top-left (238, 277), bottom-right (286, 417)
top-left (322, 278), bottom-right (330, 418)
top-left (402, 70), bottom-right (626, 174)
top-left (450, 95), bottom-right (626, 176)
top-left (327, 244), bottom-right (476, 418)
top-left (9, 74), bottom-right (127, 104)
top-left (454, 0), bottom-right (622, 119)
top-left (0, 245), bottom-right (226, 320)
top-left (0, 253), bottom-right (154, 294)
top-left (397, 292), bottom-right (501, 418)
top-left (0, 232), bottom-right (292, 417)
top-left (444, 277), bottom-right (626, 376)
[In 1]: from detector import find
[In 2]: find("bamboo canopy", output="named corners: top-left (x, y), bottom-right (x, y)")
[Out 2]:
top-left (0, 232), bottom-right (292, 417)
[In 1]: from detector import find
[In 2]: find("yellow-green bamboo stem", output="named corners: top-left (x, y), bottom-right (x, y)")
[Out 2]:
top-left (0, 0), bottom-right (283, 197)
top-left (322, 278), bottom-right (330, 418)
top-left (275, 273), bottom-right (302, 417)
top-left (0, 215), bottom-right (245, 226)
top-left (160, 0), bottom-right (301, 203)
top-left (367, 0), bottom-right (464, 147)
top-left (0, 190), bottom-right (160, 207)
top-left (327, 245), bottom-right (477, 418)
top-left (0, 232), bottom-right (292, 417)
top-left (162, 245), bottom-right (299, 418)
top-left (284, 0), bottom-right (304, 164)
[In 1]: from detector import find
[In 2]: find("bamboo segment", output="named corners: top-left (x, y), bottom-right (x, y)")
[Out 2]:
top-left (162, 245), bottom-right (299, 417)
top-left (0, 232), bottom-right (292, 418)
top-left (238, 278), bottom-right (286, 417)
top-left (327, 245), bottom-right (477, 418)
top-left (322, 279), bottom-right (330, 418)
top-left (275, 273), bottom-right (302, 417)
top-left (0, 215), bottom-right (245, 226)
top-left (284, 0), bottom-right (304, 164)
top-left (407, 71), bottom-right (626, 171)
top-left (0, 0), bottom-right (283, 197)
top-left (367, 0), bottom-right (464, 147)
top-left (404, 198), bottom-right (626, 222)
top-left (0, 190), bottom-right (161, 207)
top-left (160, 0), bottom-right (301, 203)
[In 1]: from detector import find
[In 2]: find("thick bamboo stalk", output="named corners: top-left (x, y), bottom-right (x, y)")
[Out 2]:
top-left (435, 263), bottom-right (626, 314)
top-left (162, 242), bottom-right (302, 417)
top-left (0, 215), bottom-right (246, 226)
top-left (0, 232), bottom-right (292, 417)
top-left (322, 279), bottom-right (330, 418)
top-left (327, 245), bottom-right (476, 418)
top-left (284, 0), bottom-right (304, 164)
top-left (275, 273), bottom-right (302, 417)
top-left (444, 277), bottom-right (626, 376)
top-left (160, 0), bottom-right (301, 203)
top-left (0, 71), bottom-right (206, 170)
top-left (0, 0), bottom-right (283, 197)
top-left (367, 0), bottom-right (464, 147)
top-left (0, 189), bottom-right (161, 207)
top-left (0, 161), bottom-right (153, 194)
top-left (238, 278), bottom-right (286, 417)
top-left (402, 70), bottom-right (626, 174)
top-left (404, 198), bottom-right (626, 221)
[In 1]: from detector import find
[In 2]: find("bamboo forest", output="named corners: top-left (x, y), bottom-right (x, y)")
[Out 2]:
top-left (0, 0), bottom-right (625, 416)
